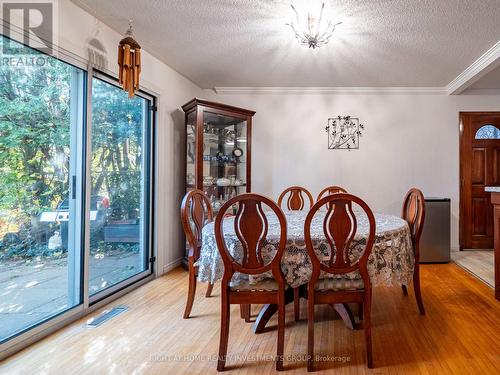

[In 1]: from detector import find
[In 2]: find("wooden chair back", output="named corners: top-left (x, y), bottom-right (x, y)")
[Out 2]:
top-left (215, 193), bottom-right (287, 281)
top-left (278, 186), bottom-right (314, 211)
top-left (317, 185), bottom-right (348, 201)
top-left (401, 188), bottom-right (426, 254)
top-left (304, 193), bottom-right (376, 285)
top-left (180, 189), bottom-right (213, 261)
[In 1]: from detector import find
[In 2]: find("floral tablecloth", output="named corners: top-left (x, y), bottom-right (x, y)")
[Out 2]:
top-left (196, 210), bottom-right (414, 288)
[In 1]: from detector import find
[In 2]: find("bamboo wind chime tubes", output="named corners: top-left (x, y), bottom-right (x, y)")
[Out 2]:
top-left (118, 21), bottom-right (141, 98)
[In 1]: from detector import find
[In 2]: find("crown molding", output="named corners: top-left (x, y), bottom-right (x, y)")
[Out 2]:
top-left (447, 40), bottom-right (500, 95)
top-left (460, 88), bottom-right (500, 95)
top-left (213, 86), bottom-right (447, 95)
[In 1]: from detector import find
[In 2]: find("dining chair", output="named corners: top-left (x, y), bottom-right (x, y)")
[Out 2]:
top-left (316, 185), bottom-right (348, 201)
top-left (215, 193), bottom-right (288, 371)
top-left (401, 188), bottom-right (426, 315)
top-left (305, 193), bottom-right (376, 371)
top-left (180, 189), bottom-right (215, 319)
top-left (317, 185), bottom-right (355, 316)
top-left (278, 186), bottom-right (314, 211)
top-left (277, 186), bottom-right (313, 321)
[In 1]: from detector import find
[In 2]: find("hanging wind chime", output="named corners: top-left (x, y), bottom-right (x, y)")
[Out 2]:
top-left (118, 20), bottom-right (141, 98)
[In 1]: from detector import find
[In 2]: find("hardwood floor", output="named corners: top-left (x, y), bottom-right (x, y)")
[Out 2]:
top-left (1, 264), bottom-right (499, 374)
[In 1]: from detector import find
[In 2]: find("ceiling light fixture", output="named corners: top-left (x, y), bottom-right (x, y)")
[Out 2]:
top-left (287, 2), bottom-right (341, 49)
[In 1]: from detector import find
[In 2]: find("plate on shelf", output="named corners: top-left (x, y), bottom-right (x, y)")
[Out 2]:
top-left (216, 178), bottom-right (231, 186)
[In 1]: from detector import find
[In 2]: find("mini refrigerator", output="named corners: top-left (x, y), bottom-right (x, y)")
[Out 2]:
top-left (419, 197), bottom-right (451, 263)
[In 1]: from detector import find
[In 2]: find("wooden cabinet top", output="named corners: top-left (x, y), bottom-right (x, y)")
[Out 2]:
top-left (181, 98), bottom-right (256, 117)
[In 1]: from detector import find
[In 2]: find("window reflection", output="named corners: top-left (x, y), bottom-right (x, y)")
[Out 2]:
top-left (89, 77), bottom-right (150, 296)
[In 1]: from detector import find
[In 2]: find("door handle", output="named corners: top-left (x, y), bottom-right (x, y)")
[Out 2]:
top-left (71, 175), bottom-right (77, 199)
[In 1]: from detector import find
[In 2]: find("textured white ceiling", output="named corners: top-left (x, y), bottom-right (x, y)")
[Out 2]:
top-left (71, 0), bottom-right (500, 89)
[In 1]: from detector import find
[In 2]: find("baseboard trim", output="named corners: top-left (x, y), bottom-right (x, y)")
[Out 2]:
top-left (162, 258), bottom-right (183, 275)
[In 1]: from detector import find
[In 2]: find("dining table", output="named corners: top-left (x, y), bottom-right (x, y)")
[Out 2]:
top-left (196, 209), bottom-right (414, 331)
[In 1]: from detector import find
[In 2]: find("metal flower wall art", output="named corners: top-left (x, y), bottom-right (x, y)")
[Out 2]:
top-left (325, 116), bottom-right (365, 150)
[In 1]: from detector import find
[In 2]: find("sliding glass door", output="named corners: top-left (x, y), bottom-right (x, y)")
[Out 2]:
top-left (88, 75), bottom-right (152, 299)
top-left (0, 35), bottom-right (85, 342)
top-left (0, 35), bottom-right (154, 350)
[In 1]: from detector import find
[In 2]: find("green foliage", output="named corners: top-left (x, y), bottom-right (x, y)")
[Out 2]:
top-left (0, 36), bottom-right (146, 259)
top-left (91, 79), bottom-right (144, 221)
top-left (91, 241), bottom-right (139, 257)
top-left (0, 54), bottom-right (71, 219)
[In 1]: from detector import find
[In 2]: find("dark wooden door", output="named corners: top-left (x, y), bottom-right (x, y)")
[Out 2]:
top-left (460, 112), bottom-right (500, 249)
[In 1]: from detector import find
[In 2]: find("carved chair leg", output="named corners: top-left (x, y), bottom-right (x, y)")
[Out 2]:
top-left (401, 284), bottom-right (408, 295)
top-left (307, 294), bottom-right (315, 372)
top-left (206, 282), bottom-right (214, 298)
top-left (364, 290), bottom-right (373, 369)
top-left (183, 260), bottom-right (197, 319)
top-left (217, 292), bottom-right (230, 371)
top-left (293, 287), bottom-right (300, 321)
top-left (413, 264), bottom-right (425, 315)
top-left (276, 295), bottom-right (285, 371)
top-left (358, 302), bottom-right (363, 320)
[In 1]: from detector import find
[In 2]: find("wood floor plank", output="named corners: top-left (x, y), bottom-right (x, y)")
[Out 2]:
top-left (0, 264), bottom-right (499, 374)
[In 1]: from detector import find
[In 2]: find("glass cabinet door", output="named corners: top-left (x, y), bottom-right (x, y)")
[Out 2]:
top-left (186, 111), bottom-right (196, 190)
top-left (202, 111), bottom-right (247, 213)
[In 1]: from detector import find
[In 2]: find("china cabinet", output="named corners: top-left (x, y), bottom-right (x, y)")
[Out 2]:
top-left (182, 98), bottom-right (254, 207)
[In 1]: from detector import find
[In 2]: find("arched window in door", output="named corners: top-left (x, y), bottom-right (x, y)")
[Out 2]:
top-left (475, 124), bottom-right (500, 139)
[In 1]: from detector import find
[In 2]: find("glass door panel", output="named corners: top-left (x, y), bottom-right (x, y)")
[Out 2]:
top-left (202, 111), bottom-right (247, 213)
top-left (0, 34), bottom-right (156, 351)
top-left (89, 77), bottom-right (151, 297)
top-left (0, 35), bottom-right (84, 342)
top-left (186, 110), bottom-right (196, 190)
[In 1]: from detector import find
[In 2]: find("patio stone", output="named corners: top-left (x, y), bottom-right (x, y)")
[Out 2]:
top-left (0, 251), bottom-right (143, 342)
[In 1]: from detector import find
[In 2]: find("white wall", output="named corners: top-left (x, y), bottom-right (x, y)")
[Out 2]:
top-left (52, 0), bottom-right (203, 274)
top-left (31, 1), bottom-right (500, 263)
top-left (203, 90), bottom-right (500, 250)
